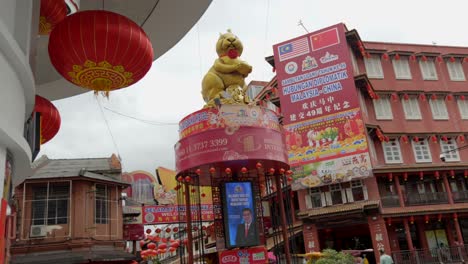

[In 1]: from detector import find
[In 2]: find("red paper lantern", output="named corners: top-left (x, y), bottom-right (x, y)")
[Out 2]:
top-left (394, 54), bottom-right (400, 60)
top-left (401, 135), bottom-right (409, 144)
top-left (431, 135), bottom-right (438, 143)
top-left (441, 136), bottom-right (448, 142)
top-left (287, 176), bottom-right (293, 182)
top-left (146, 229), bottom-right (152, 234)
top-left (286, 170), bottom-right (293, 176)
top-left (436, 56), bottom-right (443, 63)
top-left (403, 172), bottom-right (408, 181)
top-left (419, 171), bottom-right (424, 180)
top-left (148, 243), bottom-right (156, 250)
top-left (450, 57), bottom-right (456, 63)
top-left (465, 170), bottom-right (468, 178)
top-left (173, 227), bottom-right (178, 233)
top-left (420, 94), bottom-right (427, 101)
top-left (447, 94), bottom-right (454, 101)
top-left (48, 10), bottom-right (153, 92)
top-left (177, 176), bottom-right (183, 182)
top-left (39, 0), bottom-right (68, 35)
top-left (225, 168), bottom-right (232, 174)
top-left (384, 136), bottom-right (390, 142)
top-left (382, 53), bottom-right (389, 61)
top-left (460, 135), bottom-right (466, 144)
top-left (185, 176), bottom-right (191, 183)
top-left (460, 95), bottom-right (466, 101)
top-left (431, 94), bottom-right (437, 100)
top-left (158, 243), bottom-right (167, 250)
top-left (279, 168), bottom-right (286, 174)
top-left (209, 167), bottom-right (216, 174)
top-left (403, 94), bottom-right (409, 101)
top-left (34, 95), bottom-right (61, 144)
top-left (434, 171), bottom-right (440, 180)
top-left (241, 167), bottom-right (248, 174)
top-left (413, 136), bottom-right (419, 143)
top-left (387, 217), bottom-right (392, 226)
top-left (388, 173), bottom-right (393, 182)
top-left (438, 214), bottom-right (443, 222)
top-left (269, 168), bottom-right (275, 175)
top-left (453, 213), bottom-right (458, 221)
top-left (195, 169), bottom-right (201, 175)
top-left (451, 170), bottom-right (455, 178)
top-left (155, 228), bottom-right (161, 234)
top-left (166, 227), bottom-right (171, 233)
top-left (256, 162), bottom-right (263, 169)
top-left (409, 216), bottom-right (415, 224)
top-left (421, 55), bottom-right (428, 62)
top-left (391, 93), bottom-right (398, 102)
top-left (425, 215), bottom-right (430, 224)
top-left (139, 240), bottom-right (146, 247)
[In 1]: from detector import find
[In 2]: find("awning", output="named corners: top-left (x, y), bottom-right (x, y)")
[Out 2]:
top-left (298, 200), bottom-right (380, 219)
top-left (11, 250), bottom-right (136, 264)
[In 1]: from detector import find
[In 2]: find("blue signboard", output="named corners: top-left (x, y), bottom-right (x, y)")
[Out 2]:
top-left (223, 181), bottom-right (259, 248)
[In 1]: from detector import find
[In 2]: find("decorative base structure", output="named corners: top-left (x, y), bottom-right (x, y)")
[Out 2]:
top-left (174, 105), bottom-right (292, 263)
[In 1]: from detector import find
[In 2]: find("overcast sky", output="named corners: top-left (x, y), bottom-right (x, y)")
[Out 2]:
top-left (40, 0), bottom-right (468, 173)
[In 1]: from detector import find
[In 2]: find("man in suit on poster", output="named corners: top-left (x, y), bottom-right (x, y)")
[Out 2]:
top-left (235, 208), bottom-right (258, 247)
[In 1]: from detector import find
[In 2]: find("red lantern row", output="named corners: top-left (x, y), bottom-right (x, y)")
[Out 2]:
top-left (385, 170), bottom-right (467, 181)
top-left (387, 93), bottom-right (460, 102)
top-left (34, 95), bottom-right (61, 144)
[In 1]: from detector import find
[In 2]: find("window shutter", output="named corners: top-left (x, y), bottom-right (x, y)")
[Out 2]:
top-left (320, 192), bottom-right (327, 207)
top-left (346, 188), bottom-right (354, 203)
top-left (305, 194), bottom-right (312, 209)
top-left (325, 192), bottom-right (332, 206)
top-left (363, 185), bottom-right (369, 200)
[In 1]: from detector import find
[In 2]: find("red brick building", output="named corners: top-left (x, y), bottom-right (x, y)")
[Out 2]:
top-left (253, 28), bottom-right (468, 263)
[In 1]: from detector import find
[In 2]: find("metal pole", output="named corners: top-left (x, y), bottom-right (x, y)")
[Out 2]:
top-left (275, 173), bottom-right (291, 264)
top-left (185, 183), bottom-right (194, 264)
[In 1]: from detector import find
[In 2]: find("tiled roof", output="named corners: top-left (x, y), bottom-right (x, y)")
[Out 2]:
top-left (21, 154), bottom-right (125, 186)
top-left (298, 200), bottom-right (380, 218)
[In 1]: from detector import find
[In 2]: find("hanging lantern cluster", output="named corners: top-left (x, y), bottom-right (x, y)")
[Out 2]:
top-left (357, 41), bottom-right (366, 57)
top-left (48, 10), bottom-right (154, 94)
top-left (39, 0), bottom-right (68, 35)
top-left (34, 95), bottom-right (61, 144)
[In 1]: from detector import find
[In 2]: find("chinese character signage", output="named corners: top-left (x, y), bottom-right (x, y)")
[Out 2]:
top-left (219, 246), bottom-right (267, 264)
top-left (273, 23), bottom-right (371, 190)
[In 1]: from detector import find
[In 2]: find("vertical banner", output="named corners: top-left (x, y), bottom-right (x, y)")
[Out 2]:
top-left (223, 182), bottom-right (259, 248)
top-left (273, 23), bottom-right (371, 190)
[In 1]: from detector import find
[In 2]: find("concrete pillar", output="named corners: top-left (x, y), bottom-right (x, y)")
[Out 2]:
top-left (394, 175), bottom-right (405, 207)
top-left (302, 223), bottom-right (320, 253)
top-left (403, 219), bottom-right (414, 251)
top-left (442, 174), bottom-right (454, 204)
top-left (368, 215), bottom-right (391, 261)
top-left (454, 218), bottom-right (464, 245)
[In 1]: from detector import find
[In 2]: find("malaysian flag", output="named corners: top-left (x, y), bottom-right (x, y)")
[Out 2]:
top-left (277, 37), bottom-right (310, 62)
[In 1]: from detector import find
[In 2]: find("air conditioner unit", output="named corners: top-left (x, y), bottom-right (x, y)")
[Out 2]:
top-left (30, 225), bottom-right (47, 238)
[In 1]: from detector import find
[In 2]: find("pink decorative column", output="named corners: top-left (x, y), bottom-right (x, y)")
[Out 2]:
top-left (403, 218), bottom-right (414, 251)
top-left (394, 175), bottom-right (405, 207)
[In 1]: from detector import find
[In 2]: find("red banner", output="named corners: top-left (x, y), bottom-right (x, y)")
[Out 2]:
top-left (219, 246), bottom-right (268, 264)
top-left (142, 204), bottom-right (214, 224)
top-left (123, 224), bottom-right (145, 241)
top-left (273, 23), bottom-right (371, 190)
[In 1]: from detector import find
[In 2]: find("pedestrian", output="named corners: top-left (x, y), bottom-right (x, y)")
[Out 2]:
top-left (379, 249), bottom-right (394, 264)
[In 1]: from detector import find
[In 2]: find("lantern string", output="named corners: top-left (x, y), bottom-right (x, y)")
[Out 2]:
top-left (103, 107), bottom-right (178, 126)
top-left (96, 97), bottom-right (122, 160)
top-left (140, 0), bottom-right (161, 27)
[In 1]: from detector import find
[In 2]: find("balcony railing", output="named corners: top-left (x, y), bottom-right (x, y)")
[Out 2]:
top-left (381, 195), bottom-right (401, 208)
top-left (392, 245), bottom-right (466, 264)
top-left (406, 192), bottom-right (448, 206)
top-left (453, 190), bottom-right (468, 203)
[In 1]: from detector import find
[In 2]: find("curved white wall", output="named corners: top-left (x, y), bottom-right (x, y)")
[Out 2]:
top-left (0, 0), bottom-right (36, 187)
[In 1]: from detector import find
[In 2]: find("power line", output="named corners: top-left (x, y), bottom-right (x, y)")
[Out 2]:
top-left (103, 106), bottom-right (179, 126)
top-left (96, 97), bottom-right (122, 160)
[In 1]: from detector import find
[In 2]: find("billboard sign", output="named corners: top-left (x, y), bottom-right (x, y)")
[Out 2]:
top-left (222, 181), bottom-right (259, 248)
top-left (273, 23), bottom-right (371, 190)
top-left (142, 204), bottom-right (215, 224)
top-left (219, 247), bottom-right (268, 264)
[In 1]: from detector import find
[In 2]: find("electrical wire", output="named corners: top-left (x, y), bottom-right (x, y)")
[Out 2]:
top-left (140, 0), bottom-right (160, 27)
top-left (96, 97), bottom-right (122, 160)
top-left (103, 107), bottom-right (178, 126)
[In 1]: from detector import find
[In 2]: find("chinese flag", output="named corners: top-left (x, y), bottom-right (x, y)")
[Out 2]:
top-left (310, 28), bottom-right (340, 51)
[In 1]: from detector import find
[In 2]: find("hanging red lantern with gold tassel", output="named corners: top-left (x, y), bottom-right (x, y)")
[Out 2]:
top-left (48, 10), bottom-right (154, 94)
top-left (39, 0), bottom-right (68, 35)
top-left (34, 95), bottom-right (61, 144)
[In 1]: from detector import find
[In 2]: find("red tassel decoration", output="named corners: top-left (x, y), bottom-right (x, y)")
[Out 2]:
top-left (436, 56), bottom-right (443, 63)
top-left (391, 93), bottom-right (398, 102)
top-left (431, 135), bottom-right (438, 143)
top-left (460, 95), bottom-right (466, 101)
top-left (382, 53), bottom-right (389, 61)
top-left (447, 94), bottom-right (454, 101)
top-left (431, 94), bottom-right (437, 100)
top-left (401, 135), bottom-right (409, 144)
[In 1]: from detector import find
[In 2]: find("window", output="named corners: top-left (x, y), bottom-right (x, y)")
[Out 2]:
top-left (247, 85), bottom-right (264, 100)
top-left (364, 55), bottom-right (384, 78)
top-left (95, 184), bottom-right (109, 224)
top-left (32, 183), bottom-right (69, 225)
top-left (330, 184), bottom-right (343, 205)
top-left (419, 59), bottom-right (438, 80)
top-left (393, 57), bottom-right (412, 79)
top-left (440, 137), bottom-right (460, 162)
top-left (382, 138), bottom-right (403, 164)
top-left (350, 180), bottom-right (366, 202)
top-left (457, 98), bottom-right (468, 119)
top-left (429, 98), bottom-right (449, 120)
top-left (358, 89), bottom-right (368, 118)
top-left (447, 60), bottom-right (466, 81)
top-left (306, 188), bottom-right (322, 209)
top-left (412, 139), bottom-right (432, 163)
top-left (401, 97), bottom-right (422, 120)
top-left (373, 96), bottom-right (393, 120)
